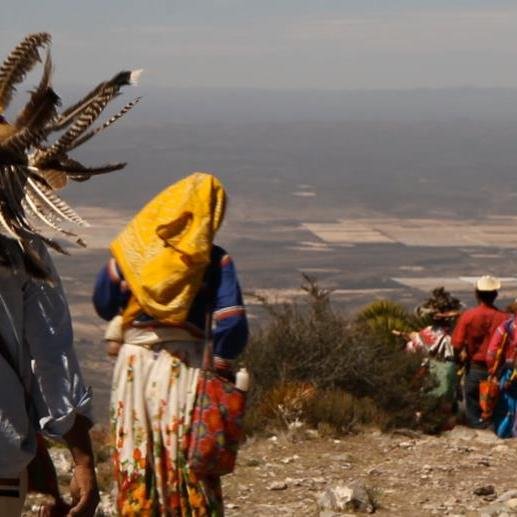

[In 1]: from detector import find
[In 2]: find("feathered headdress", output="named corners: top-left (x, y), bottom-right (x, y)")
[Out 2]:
top-left (0, 32), bottom-right (141, 277)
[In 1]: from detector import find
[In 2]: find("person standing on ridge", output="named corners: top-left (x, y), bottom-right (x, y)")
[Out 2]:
top-left (0, 32), bottom-right (140, 516)
top-left (452, 275), bottom-right (507, 428)
top-left (92, 173), bottom-right (248, 515)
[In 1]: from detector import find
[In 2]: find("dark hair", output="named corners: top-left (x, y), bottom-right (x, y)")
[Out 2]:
top-left (416, 287), bottom-right (462, 317)
top-left (475, 289), bottom-right (498, 305)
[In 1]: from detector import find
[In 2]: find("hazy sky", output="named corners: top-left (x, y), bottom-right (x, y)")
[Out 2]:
top-left (2, 1), bottom-right (517, 90)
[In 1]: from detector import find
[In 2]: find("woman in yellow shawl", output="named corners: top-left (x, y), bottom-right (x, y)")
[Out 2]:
top-left (93, 173), bottom-right (248, 516)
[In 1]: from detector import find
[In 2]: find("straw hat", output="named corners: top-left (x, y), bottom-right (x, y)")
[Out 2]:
top-left (476, 275), bottom-right (501, 292)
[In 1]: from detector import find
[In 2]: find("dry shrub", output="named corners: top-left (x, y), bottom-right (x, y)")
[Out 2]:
top-left (245, 381), bottom-right (386, 435)
top-left (304, 389), bottom-right (387, 434)
top-left (244, 276), bottom-right (446, 434)
top-left (254, 381), bottom-right (316, 427)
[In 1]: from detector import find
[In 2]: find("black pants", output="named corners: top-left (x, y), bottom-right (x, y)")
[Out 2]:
top-left (465, 364), bottom-right (489, 428)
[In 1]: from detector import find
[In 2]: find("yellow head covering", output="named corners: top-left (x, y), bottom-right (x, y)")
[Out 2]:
top-left (110, 172), bottom-right (226, 325)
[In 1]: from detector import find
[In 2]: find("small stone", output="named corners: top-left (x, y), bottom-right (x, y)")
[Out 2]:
top-left (268, 481), bottom-right (288, 491)
top-left (496, 490), bottom-right (517, 502)
top-left (319, 481), bottom-right (375, 514)
top-left (334, 453), bottom-right (352, 462)
top-left (493, 444), bottom-right (510, 454)
top-left (398, 441), bottom-right (413, 448)
top-left (474, 485), bottom-right (496, 497)
top-left (284, 477), bottom-right (304, 487)
top-left (305, 429), bottom-right (320, 439)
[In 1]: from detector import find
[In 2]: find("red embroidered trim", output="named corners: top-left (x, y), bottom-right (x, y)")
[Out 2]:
top-left (214, 306), bottom-right (246, 321)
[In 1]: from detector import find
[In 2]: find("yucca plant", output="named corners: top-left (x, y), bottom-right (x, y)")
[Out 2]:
top-left (355, 299), bottom-right (414, 347)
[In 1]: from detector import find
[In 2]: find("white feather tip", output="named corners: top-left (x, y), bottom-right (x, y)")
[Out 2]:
top-left (129, 69), bottom-right (144, 86)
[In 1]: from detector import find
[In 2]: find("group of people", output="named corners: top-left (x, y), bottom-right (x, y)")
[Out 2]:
top-left (3, 30), bottom-right (517, 517)
top-left (0, 173), bottom-right (248, 516)
top-left (404, 275), bottom-right (517, 436)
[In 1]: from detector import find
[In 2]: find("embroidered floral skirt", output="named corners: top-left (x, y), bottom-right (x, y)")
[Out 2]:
top-left (111, 342), bottom-right (223, 516)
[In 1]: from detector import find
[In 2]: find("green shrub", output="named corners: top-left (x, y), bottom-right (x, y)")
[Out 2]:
top-left (243, 276), bottom-right (447, 434)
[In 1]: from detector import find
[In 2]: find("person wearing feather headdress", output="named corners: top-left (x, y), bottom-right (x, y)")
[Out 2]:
top-left (92, 172), bottom-right (248, 516)
top-left (0, 33), bottom-right (140, 515)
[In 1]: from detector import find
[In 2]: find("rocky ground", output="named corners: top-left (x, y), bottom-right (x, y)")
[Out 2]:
top-left (22, 425), bottom-right (517, 516)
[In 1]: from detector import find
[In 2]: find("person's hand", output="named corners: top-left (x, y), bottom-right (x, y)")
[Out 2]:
top-left (392, 329), bottom-right (410, 340)
top-left (67, 464), bottom-right (99, 516)
top-left (38, 497), bottom-right (71, 517)
top-left (106, 340), bottom-right (122, 357)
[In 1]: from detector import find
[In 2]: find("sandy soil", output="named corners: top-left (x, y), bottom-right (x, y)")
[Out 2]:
top-left (220, 426), bottom-right (517, 516)
top-left (23, 425), bottom-right (517, 516)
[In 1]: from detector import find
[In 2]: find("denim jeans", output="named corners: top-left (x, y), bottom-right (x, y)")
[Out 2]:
top-left (465, 364), bottom-right (489, 428)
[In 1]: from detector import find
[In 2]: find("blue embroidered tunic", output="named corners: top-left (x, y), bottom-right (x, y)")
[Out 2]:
top-left (92, 245), bottom-right (248, 367)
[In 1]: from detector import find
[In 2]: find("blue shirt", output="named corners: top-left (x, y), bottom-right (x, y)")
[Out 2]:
top-left (0, 237), bottom-right (92, 476)
top-left (92, 245), bottom-right (248, 362)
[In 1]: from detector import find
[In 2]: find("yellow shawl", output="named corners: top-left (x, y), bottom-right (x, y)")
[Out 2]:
top-left (110, 172), bottom-right (226, 326)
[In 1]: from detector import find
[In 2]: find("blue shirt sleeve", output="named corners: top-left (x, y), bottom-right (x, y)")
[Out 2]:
top-left (92, 259), bottom-right (130, 321)
top-left (212, 252), bottom-right (248, 362)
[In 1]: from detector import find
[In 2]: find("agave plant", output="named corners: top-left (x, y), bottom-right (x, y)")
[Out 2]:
top-left (355, 299), bottom-right (415, 344)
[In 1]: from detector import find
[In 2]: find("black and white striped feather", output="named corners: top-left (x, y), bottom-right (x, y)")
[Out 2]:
top-left (0, 32), bottom-right (51, 113)
top-left (0, 34), bottom-right (140, 277)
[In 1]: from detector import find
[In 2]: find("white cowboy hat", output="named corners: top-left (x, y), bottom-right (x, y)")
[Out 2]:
top-left (476, 275), bottom-right (501, 292)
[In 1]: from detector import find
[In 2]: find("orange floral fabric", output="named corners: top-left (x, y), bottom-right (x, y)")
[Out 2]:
top-left (111, 343), bottom-right (223, 516)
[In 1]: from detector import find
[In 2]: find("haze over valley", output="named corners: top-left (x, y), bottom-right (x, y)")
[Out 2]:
top-left (39, 86), bottom-right (517, 419)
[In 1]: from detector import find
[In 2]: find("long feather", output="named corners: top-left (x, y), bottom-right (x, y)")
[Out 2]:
top-left (1, 166), bottom-right (30, 231)
top-left (0, 207), bottom-right (21, 241)
top-left (0, 87), bottom-right (59, 155)
top-left (14, 50), bottom-right (53, 128)
top-left (26, 176), bottom-right (90, 226)
top-left (0, 33), bottom-right (51, 113)
top-left (32, 169), bottom-right (67, 189)
top-left (12, 166), bottom-right (76, 240)
top-left (51, 69), bottom-right (141, 130)
top-left (69, 96), bottom-right (141, 150)
top-left (0, 35), bottom-right (140, 276)
top-left (34, 90), bottom-right (117, 165)
top-left (68, 162), bottom-right (126, 176)
top-left (22, 189), bottom-right (83, 246)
